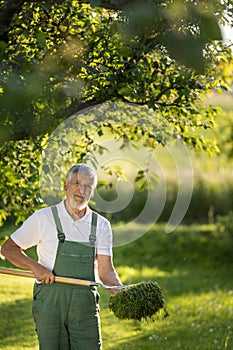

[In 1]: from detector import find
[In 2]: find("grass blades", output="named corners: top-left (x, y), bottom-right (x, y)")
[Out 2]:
top-left (0, 223), bottom-right (233, 349)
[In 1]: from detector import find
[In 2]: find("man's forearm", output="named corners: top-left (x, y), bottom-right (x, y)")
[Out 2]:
top-left (1, 238), bottom-right (37, 270)
top-left (1, 238), bottom-right (54, 283)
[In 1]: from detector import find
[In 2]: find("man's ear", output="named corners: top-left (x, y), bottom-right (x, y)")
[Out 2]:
top-left (64, 181), bottom-right (68, 191)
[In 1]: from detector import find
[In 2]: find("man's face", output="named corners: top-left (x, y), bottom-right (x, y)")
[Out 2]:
top-left (64, 172), bottom-right (94, 210)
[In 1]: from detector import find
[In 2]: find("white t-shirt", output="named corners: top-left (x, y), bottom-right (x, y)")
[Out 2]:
top-left (11, 200), bottom-right (112, 271)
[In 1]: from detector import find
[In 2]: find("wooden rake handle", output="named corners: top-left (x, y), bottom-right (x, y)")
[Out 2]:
top-left (0, 267), bottom-right (92, 286)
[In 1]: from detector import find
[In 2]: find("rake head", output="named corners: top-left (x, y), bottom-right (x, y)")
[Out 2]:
top-left (109, 281), bottom-right (169, 322)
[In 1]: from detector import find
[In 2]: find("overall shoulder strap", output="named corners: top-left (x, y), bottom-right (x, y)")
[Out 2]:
top-left (51, 206), bottom-right (65, 243)
top-left (89, 212), bottom-right (98, 246)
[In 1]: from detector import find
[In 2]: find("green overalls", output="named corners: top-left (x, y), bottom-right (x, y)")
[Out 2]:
top-left (32, 206), bottom-right (102, 350)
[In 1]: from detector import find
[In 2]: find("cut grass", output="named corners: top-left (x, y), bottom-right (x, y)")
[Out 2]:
top-left (0, 223), bottom-right (233, 350)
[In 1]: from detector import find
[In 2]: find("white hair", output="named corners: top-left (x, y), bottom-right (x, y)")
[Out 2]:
top-left (65, 163), bottom-right (98, 188)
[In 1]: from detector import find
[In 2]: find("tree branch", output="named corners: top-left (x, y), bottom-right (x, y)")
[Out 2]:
top-left (0, 0), bottom-right (28, 41)
top-left (0, 97), bottom-right (107, 145)
top-left (84, 0), bottom-right (133, 11)
top-left (0, 0), bottom-right (164, 43)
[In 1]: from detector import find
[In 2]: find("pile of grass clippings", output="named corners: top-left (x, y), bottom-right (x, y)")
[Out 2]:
top-left (109, 281), bottom-right (169, 321)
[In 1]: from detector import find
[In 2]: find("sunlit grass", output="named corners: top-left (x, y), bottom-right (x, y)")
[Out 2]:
top-left (0, 276), bottom-right (37, 350)
top-left (0, 223), bottom-right (233, 350)
top-left (100, 289), bottom-right (233, 350)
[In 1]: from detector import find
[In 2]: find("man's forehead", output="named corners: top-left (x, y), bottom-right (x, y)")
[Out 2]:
top-left (71, 172), bottom-right (94, 184)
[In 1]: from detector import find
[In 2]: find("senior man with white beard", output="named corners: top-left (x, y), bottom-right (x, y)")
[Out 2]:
top-left (1, 163), bottom-right (122, 350)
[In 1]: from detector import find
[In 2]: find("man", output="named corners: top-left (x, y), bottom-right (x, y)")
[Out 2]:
top-left (1, 163), bottom-right (123, 350)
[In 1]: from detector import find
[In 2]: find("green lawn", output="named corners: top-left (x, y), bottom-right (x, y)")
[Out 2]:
top-left (0, 223), bottom-right (233, 350)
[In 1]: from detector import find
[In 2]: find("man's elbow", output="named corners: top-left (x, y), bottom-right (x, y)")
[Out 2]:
top-left (1, 241), bottom-right (8, 258)
top-left (1, 238), bottom-right (14, 259)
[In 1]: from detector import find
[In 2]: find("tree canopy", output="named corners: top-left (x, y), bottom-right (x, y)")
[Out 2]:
top-left (0, 0), bottom-right (232, 225)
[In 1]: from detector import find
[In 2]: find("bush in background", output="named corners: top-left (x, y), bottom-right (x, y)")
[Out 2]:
top-left (216, 211), bottom-right (233, 239)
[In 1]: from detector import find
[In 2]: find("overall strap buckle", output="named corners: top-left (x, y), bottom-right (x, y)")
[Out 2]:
top-left (51, 206), bottom-right (66, 243)
top-left (89, 212), bottom-right (97, 246)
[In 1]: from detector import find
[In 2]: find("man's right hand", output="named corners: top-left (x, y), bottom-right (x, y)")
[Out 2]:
top-left (31, 264), bottom-right (55, 284)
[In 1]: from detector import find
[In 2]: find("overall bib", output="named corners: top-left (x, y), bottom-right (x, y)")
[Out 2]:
top-left (32, 206), bottom-right (102, 350)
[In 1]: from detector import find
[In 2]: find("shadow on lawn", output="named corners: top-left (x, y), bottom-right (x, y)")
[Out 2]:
top-left (0, 298), bottom-right (37, 348)
top-left (107, 314), bottom-right (233, 350)
top-left (1, 224), bottom-right (232, 349)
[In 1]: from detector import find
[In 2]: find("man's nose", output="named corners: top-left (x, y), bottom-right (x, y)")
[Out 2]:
top-left (78, 183), bottom-right (86, 193)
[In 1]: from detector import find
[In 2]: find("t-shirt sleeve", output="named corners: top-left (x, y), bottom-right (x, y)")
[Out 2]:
top-left (10, 212), bottom-right (42, 250)
top-left (96, 217), bottom-right (113, 256)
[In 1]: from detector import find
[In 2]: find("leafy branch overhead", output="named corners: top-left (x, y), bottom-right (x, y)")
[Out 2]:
top-left (0, 0), bottom-right (232, 144)
top-left (0, 0), bottom-right (232, 224)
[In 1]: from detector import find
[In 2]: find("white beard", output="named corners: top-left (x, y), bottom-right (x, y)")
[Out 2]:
top-left (70, 197), bottom-right (87, 211)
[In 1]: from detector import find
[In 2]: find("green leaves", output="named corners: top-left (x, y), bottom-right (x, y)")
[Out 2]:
top-left (116, 45), bottom-right (132, 58)
top-left (0, 138), bottom-right (44, 225)
top-left (161, 32), bottom-right (205, 73)
top-left (0, 0), bottom-right (232, 224)
top-left (134, 169), bottom-right (160, 191)
top-left (0, 0), bottom-right (231, 146)
top-left (35, 31), bottom-right (47, 49)
top-left (200, 15), bottom-right (222, 41)
top-left (0, 40), bottom-right (7, 58)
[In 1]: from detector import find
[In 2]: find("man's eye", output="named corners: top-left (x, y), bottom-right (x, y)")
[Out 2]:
top-left (75, 182), bottom-right (91, 190)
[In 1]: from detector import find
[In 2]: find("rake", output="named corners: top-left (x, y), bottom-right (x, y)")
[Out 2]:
top-left (0, 267), bottom-right (125, 290)
top-left (0, 267), bottom-right (168, 321)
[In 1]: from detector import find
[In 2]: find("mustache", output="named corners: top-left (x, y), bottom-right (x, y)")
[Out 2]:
top-left (73, 192), bottom-right (88, 201)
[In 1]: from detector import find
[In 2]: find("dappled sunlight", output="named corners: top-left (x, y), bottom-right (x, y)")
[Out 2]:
top-left (1, 223), bottom-right (233, 349)
top-left (117, 265), bottom-right (182, 284)
top-left (0, 299), bottom-right (38, 350)
top-left (101, 290), bottom-right (233, 350)
top-left (0, 275), bottom-right (34, 302)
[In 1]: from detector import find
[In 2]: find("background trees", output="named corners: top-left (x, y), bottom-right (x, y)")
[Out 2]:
top-left (0, 0), bottom-right (232, 224)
